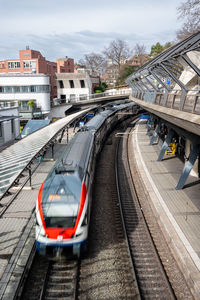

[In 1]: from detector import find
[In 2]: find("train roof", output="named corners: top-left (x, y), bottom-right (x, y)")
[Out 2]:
top-left (81, 109), bottom-right (114, 131)
top-left (47, 131), bottom-right (94, 181)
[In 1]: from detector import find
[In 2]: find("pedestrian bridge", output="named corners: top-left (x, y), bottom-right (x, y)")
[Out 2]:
top-left (49, 89), bottom-right (131, 119)
top-left (126, 31), bottom-right (200, 189)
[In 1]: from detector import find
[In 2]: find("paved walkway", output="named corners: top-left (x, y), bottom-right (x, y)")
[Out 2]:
top-left (131, 120), bottom-right (200, 298)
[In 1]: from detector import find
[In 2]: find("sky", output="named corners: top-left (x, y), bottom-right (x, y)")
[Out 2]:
top-left (0, 0), bottom-right (184, 62)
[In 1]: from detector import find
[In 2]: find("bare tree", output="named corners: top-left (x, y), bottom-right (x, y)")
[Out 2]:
top-left (133, 43), bottom-right (148, 66)
top-left (78, 52), bottom-right (106, 76)
top-left (103, 39), bottom-right (131, 70)
top-left (177, 0), bottom-right (200, 40)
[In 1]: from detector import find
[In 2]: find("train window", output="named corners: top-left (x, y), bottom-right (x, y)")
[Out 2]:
top-left (45, 216), bottom-right (76, 228)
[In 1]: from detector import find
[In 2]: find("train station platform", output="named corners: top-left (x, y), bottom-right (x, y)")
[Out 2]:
top-left (131, 120), bottom-right (200, 299)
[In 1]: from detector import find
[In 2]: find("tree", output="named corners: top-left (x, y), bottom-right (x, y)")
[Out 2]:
top-left (103, 39), bottom-right (131, 70)
top-left (150, 42), bottom-right (164, 57)
top-left (117, 65), bottom-right (135, 86)
top-left (150, 42), bottom-right (172, 57)
top-left (94, 82), bottom-right (108, 93)
top-left (176, 0), bottom-right (200, 40)
top-left (78, 52), bottom-right (106, 76)
top-left (133, 43), bottom-right (148, 67)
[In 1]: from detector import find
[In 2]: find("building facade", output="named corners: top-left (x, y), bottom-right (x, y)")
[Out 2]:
top-left (56, 72), bottom-right (100, 102)
top-left (57, 57), bottom-right (74, 73)
top-left (128, 54), bottom-right (150, 70)
top-left (0, 74), bottom-right (51, 119)
top-left (0, 48), bottom-right (74, 102)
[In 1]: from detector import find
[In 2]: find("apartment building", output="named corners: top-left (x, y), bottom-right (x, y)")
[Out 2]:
top-left (128, 54), bottom-right (150, 70)
top-left (0, 74), bottom-right (51, 119)
top-left (0, 47), bottom-right (74, 102)
top-left (56, 72), bottom-right (100, 102)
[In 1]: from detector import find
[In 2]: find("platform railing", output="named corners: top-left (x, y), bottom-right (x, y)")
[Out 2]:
top-left (132, 90), bottom-right (200, 114)
top-left (54, 89), bottom-right (131, 105)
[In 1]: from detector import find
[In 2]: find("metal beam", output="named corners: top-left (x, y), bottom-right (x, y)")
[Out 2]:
top-left (157, 129), bottom-right (174, 161)
top-left (150, 121), bottom-right (161, 145)
top-left (181, 54), bottom-right (200, 77)
top-left (176, 144), bottom-right (200, 190)
top-left (160, 63), bottom-right (188, 110)
top-left (149, 69), bottom-right (171, 92)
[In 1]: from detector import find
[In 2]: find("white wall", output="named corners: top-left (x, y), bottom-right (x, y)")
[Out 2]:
top-left (0, 75), bottom-right (50, 113)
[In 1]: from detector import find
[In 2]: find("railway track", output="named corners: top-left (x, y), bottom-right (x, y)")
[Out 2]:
top-left (19, 253), bottom-right (80, 300)
top-left (115, 121), bottom-right (177, 300)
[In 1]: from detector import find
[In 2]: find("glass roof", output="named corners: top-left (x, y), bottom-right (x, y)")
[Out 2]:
top-left (0, 108), bottom-right (91, 196)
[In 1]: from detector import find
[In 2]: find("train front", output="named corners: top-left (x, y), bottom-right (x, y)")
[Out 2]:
top-left (35, 170), bottom-right (88, 257)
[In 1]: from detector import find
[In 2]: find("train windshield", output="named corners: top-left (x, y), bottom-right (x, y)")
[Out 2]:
top-left (42, 174), bottom-right (81, 204)
top-left (45, 216), bottom-right (76, 228)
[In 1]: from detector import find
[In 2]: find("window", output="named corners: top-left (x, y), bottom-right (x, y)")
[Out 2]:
top-left (13, 86), bottom-right (20, 92)
top-left (4, 86), bottom-right (13, 93)
top-left (60, 94), bottom-right (66, 100)
top-left (0, 85), bottom-right (50, 93)
top-left (80, 80), bottom-right (85, 88)
top-left (30, 86), bottom-right (35, 92)
top-left (21, 86), bottom-right (29, 93)
top-left (58, 80), bottom-right (64, 88)
top-left (8, 61), bottom-right (20, 69)
top-left (69, 80), bottom-right (74, 88)
top-left (23, 60), bottom-right (36, 69)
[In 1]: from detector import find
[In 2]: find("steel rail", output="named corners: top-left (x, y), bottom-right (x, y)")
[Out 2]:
top-left (115, 118), bottom-right (141, 300)
top-left (115, 120), bottom-right (176, 299)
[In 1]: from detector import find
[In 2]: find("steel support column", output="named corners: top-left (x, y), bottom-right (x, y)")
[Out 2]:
top-left (150, 122), bottom-right (161, 145)
top-left (157, 129), bottom-right (174, 161)
top-left (149, 69), bottom-right (170, 105)
top-left (181, 54), bottom-right (200, 77)
top-left (51, 144), bottom-right (54, 159)
top-left (176, 144), bottom-right (200, 190)
top-left (146, 116), bottom-right (154, 136)
top-left (160, 63), bottom-right (188, 110)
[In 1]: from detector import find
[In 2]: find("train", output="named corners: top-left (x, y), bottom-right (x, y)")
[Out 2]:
top-left (35, 102), bottom-right (136, 257)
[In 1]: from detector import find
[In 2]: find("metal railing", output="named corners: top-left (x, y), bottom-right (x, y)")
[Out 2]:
top-left (54, 89), bottom-right (131, 105)
top-left (132, 90), bottom-right (200, 114)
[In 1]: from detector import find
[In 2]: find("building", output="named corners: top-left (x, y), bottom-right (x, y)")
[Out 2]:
top-left (0, 47), bottom-right (75, 102)
top-left (56, 72), bottom-right (100, 102)
top-left (0, 103), bottom-right (20, 148)
top-left (56, 57), bottom-right (74, 73)
top-left (0, 74), bottom-right (51, 119)
top-left (103, 64), bottom-right (119, 87)
top-left (128, 54), bottom-right (150, 70)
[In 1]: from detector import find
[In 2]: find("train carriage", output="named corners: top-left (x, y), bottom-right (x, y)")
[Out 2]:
top-left (36, 102), bottom-right (136, 257)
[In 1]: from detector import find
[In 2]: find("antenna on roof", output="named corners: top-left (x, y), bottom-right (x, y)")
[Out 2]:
top-left (26, 46), bottom-right (30, 50)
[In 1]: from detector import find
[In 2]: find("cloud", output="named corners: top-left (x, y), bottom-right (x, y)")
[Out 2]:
top-left (0, 0), bottom-right (183, 61)
top-left (0, 29), bottom-right (178, 62)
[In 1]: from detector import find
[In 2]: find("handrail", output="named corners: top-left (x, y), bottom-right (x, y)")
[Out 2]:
top-left (132, 90), bottom-right (200, 115)
top-left (53, 89), bottom-right (131, 105)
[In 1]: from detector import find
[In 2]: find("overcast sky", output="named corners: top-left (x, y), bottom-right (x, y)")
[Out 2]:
top-left (0, 0), bottom-right (183, 62)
